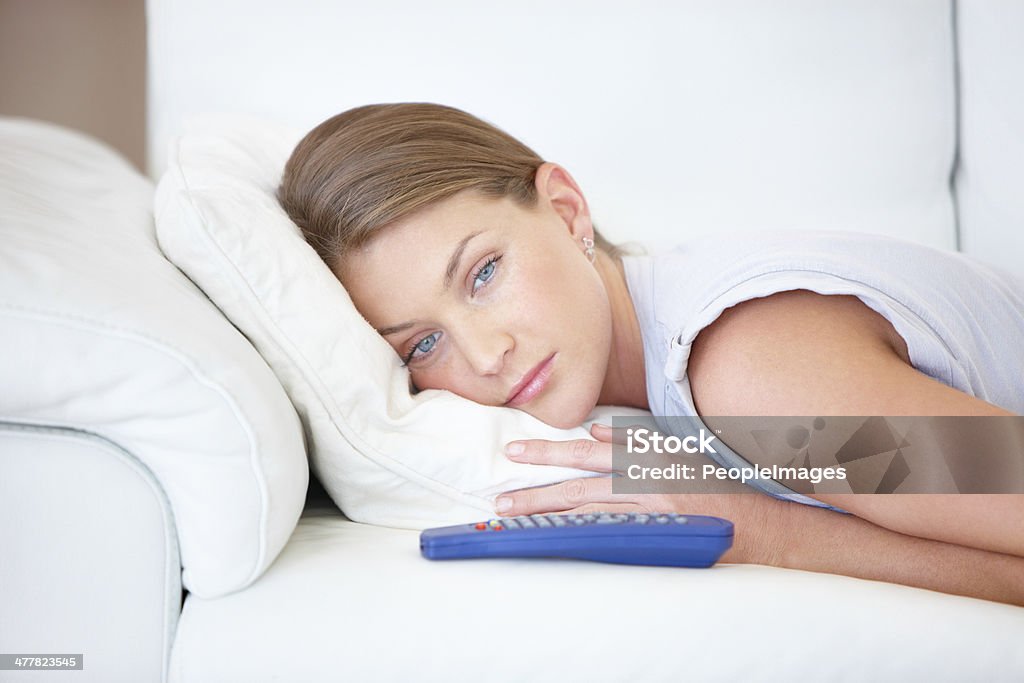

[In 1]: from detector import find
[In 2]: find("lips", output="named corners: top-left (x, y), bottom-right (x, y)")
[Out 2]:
top-left (505, 353), bottom-right (556, 407)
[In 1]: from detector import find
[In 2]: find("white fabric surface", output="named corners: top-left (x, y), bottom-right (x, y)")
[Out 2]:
top-left (0, 118), bottom-right (308, 598)
top-left (154, 115), bottom-right (647, 529)
top-left (170, 501), bottom-right (1024, 683)
top-left (955, 0), bottom-right (1024, 276)
top-left (147, 0), bottom-right (957, 252)
top-left (0, 424), bottom-right (179, 683)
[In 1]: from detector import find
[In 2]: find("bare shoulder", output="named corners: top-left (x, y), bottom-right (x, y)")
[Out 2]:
top-left (687, 289), bottom-right (1011, 416)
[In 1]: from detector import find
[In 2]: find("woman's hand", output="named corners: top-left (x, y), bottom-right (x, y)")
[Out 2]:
top-left (496, 424), bottom-right (1024, 604)
top-left (496, 423), bottom-right (781, 565)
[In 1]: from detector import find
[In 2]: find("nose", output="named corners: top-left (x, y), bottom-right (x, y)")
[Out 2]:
top-left (459, 323), bottom-right (513, 377)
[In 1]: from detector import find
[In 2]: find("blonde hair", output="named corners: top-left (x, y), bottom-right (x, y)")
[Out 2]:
top-left (277, 102), bottom-right (621, 271)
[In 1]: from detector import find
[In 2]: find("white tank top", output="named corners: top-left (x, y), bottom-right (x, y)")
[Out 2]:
top-left (621, 230), bottom-right (1024, 508)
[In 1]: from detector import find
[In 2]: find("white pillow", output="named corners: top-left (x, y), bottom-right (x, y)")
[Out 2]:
top-left (154, 113), bottom-right (648, 529)
top-left (1, 117), bottom-right (308, 599)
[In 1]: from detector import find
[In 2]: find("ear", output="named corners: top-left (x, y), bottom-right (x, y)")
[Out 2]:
top-left (533, 162), bottom-right (594, 242)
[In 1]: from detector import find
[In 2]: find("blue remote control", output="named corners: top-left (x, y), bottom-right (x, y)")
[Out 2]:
top-left (420, 512), bottom-right (733, 567)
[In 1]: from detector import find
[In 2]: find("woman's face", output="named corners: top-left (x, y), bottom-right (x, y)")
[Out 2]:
top-left (339, 176), bottom-right (612, 429)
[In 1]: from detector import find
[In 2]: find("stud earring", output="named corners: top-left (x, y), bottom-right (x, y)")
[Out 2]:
top-left (582, 236), bottom-right (596, 263)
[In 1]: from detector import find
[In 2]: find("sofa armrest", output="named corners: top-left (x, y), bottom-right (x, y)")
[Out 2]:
top-left (0, 423), bottom-right (180, 683)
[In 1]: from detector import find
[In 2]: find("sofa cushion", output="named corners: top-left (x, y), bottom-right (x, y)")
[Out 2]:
top-left (148, 0), bottom-right (958, 252)
top-left (0, 117), bottom-right (308, 599)
top-left (154, 114), bottom-right (645, 529)
top-left (954, 0), bottom-right (1024, 277)
top-left (170, 503), bottom-right (1024, 682)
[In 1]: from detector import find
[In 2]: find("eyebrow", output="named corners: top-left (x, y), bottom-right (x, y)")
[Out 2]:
top-left (444, 230), bottom-right (482, 291)
top-left (374, 230), bottom-right (483, 338)
top-left (376, 321), bottom-right (414, 337)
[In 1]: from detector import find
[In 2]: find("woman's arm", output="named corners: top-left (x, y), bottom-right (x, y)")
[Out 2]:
top-left (762, 491), bottom-right (1024, 605)
top-left (496, 427), bottom-right (1024, 605)
top-left (687, 289), bottom-right (1024, 557)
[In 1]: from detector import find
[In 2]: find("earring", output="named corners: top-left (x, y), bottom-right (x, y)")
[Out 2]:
top-left (582, 236), bottom-right (596, 263)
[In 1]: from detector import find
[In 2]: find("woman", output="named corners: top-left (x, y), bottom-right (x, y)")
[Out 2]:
top-left (278, 102), bottom-right (1024, 605)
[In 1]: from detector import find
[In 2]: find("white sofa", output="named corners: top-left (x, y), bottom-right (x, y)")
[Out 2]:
top-left (3, 2), bottom-right (1024, 682)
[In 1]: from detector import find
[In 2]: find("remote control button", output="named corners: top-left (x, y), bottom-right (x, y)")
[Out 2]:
top-left (474, 523), bottom-right (487, 530)
top-left (573, 518), bottom-right (587, 525)
top-left (582, 514), bottom-right (597, 522)
top-left (534, 516), bottom-right (552, 528)
top-left (655, 516), bottom-right (670, 524)
top-left (674, 517), bottom-right (688, 524)
top-left (595, 516), bottom-right (623, 524)
top-left (519, 517), bottom-right (537, 528)
top-left (503, 519), bottom-right (521, 529)
top-left (550, 516), bottom-right (567, 527)
top-left (633, 515), bottom-right (650, 524)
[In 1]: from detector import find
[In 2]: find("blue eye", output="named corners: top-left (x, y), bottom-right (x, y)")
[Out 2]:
top-left (403, 331), bottom-right (441, 365)
top-left (472, 256), bottom-right (500, 293)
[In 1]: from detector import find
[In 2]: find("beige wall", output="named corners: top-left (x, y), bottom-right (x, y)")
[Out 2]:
top-left (0, 0), bottom-right (147, 173)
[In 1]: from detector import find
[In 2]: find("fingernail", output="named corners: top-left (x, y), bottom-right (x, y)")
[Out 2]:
top-left (496, 496), bottom-right (513, 513)
top-left (505, 442), bottom-right (525, 458)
